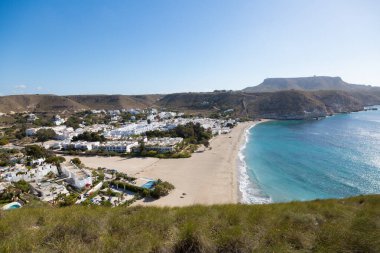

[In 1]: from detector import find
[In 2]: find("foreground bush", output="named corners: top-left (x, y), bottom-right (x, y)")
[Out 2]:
top-left (0, 195), bottom-right (379, 252)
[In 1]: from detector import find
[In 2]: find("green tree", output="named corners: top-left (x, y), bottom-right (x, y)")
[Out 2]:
top-left (36, 128), bottom-right (56, 142)
top-left (71, 157), bottom-right (82, 166)
top-left (45, 156), bottom-right (66, 166)
top-left (23, 145), bottom-right (51, 159)
top-left (0, 137), bottom-right (9, 146)
top-left (65, 116), bottom-right (81, 129)
top-left (72, 131), bottom-right (106, 142)
top-left (14, 180), bottom-right (30, 193)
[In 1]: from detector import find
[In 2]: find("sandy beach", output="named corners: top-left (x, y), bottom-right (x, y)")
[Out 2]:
top-left (64, 121), bottom-right (265, 206)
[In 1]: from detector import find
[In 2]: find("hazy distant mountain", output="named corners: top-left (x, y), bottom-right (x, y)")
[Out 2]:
top-left (243, 76), bottom-right (375, 92)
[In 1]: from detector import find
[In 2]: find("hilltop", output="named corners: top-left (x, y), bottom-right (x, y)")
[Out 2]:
top-left (242, 76), bottom-right (378, 93)
top-left (0, 195), bottom-right (379, 252)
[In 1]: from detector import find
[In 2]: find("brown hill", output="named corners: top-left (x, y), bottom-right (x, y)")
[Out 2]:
top-left (0, 95), bottom-right (87, 113)
top-left (158, 90), bottom-right (379, 119)
top-left (0, 90), bottom-right (378, 120)
top-left (243, 76), bottom-right (376, 93)
top-left (66, 94), bottom-right (162, 110)
top-left (0, 94), bottom-right (162, 113)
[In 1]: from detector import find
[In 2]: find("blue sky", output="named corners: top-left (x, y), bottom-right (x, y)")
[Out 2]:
top-left (0, 0), bottom-right (379, 95)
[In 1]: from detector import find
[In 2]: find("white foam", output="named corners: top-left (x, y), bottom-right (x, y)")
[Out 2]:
top-left (238, 124), bottom-right (272, 204)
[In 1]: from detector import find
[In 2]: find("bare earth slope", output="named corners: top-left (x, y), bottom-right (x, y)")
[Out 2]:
top-left (0, 88), bottom-right (379, 119)
top-left (0, 94), bottom-right (162, 113)
top-left (158, 89), bottom-right (378, 119)
top-left (0, 94), bottom-right (87, 112)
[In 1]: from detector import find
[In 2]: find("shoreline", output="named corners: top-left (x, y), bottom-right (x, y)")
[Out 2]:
top-left (236, 119), bottom-right (272, 204)
top-left (63, 121), bottom-right (259, 206)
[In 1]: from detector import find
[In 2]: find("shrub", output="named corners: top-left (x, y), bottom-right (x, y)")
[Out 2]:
top-left (71, 158), bottom-right (82, 166)
top-left (13, 180), bottom-right (30, 193)
top-left (23, 145), bottom-right (51, 159)
top-left (151, 180), bottom-right (175, 199)
top-left (36, 128), bottom-right (56, 142)
top-left (0, 138), bottom-right (9, 146)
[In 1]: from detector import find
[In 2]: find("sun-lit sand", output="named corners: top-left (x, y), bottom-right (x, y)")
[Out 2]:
top-left (64, 121), bottom-right (266, 206)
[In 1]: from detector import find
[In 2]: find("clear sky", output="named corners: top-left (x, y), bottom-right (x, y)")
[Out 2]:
top-left (0, 0), bottom-right (379, 95)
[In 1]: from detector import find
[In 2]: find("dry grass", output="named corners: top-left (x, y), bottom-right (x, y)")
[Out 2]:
top-left (0, 195), bottom-right (379, 253)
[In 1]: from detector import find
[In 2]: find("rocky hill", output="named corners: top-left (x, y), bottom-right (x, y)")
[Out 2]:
top-left (243, 76), bottom-right (376, 93)
top-left (158, 89), bottom-right (377, 119)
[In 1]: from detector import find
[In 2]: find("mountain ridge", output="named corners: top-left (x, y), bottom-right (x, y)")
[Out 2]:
top-left (243, 76), bottom-right (377, 93)
top-left (1, 81), bottom-right (380, 120)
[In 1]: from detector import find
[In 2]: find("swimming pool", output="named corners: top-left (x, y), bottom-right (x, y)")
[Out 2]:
top-left (2, 202), bottom-right (22, 210)
top-left (141, 181), bottom-right (156, 189)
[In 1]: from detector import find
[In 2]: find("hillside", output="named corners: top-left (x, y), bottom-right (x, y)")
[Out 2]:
top-left (243, 76), bottom-right (377, 93)
top-left (67, 94), bottom-right (162, 110)
top-left (158, 89), bottom-right (378, 119)
top-left (0, 195), bottom-right (379, 252)
top-left (0, 94), bottom-right (161, 113)
top-left (0, 94), bottom-right (87, 113)
top-left (0, 89), bottom-right (379, 119)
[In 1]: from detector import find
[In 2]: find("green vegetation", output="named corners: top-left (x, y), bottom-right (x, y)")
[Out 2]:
top-left (13, 180), bottom-right (31, 193)
top-left (71, 157), bottom-right (82, 166)
top-left (0, 148), bottom-right (19, 166)
top-left (65, 116), bottom-right (81, 129)
top-left (45, 156), bottom-right (66, 166)
top-left (0, 195), bottom-right (378, 252)
top-left (56, 193), bottom-right (80, 207)
top-left (23, 145), bottom-right (52, 159)
top-left (110, 179), bottom-right (174, 199)
top-left (72, 131), bottom-right (106, 142)
top-left (145, 122), bottom-right (212, 145)
top-left (35, 128), bottom-right (56, 142)
top-left (0, 137), bottom-right (9, 146)
top-left (151, 180), bottom-right (175, 198)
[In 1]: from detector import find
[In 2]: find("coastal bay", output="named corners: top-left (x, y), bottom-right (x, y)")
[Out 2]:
top-left (242, 107), bottom-right (380, 203)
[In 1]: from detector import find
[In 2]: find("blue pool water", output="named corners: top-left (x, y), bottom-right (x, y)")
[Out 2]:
top-left (8, 204), bottom-right (20, 209)
top-left (240, 106), bottom-right (380, 203)
top-left (142, 180), bottom-right (155, 189)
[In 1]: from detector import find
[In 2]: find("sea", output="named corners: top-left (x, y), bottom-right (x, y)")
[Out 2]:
top-left (239, 106), bottom-right (380, 204)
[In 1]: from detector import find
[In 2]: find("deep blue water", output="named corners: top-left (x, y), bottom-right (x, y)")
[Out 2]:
top-left (241, 106), bottom-right (380, 203)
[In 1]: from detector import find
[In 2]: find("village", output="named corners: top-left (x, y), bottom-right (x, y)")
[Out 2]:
top-left (0, 108), bottom-right (237, 210)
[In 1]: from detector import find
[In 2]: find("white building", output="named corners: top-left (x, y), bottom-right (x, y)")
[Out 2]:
top-left (94, 141), bottom-right (139, 153)
top-left (3, 164), bottom-right (58, 182)
top-left (0, 182), bottom-right (11, 193)
top-left (27, 113), bottom-right (38, 122)
top-left (137, 137), bottom-right (183, 153)
top-left (61, 163), bottom-right (92, 189)
top-left (159, 111), bottom-right (177, 119)
top-left (31, 182), bottom-right (69, 202)
top-left (61, 141), bottom-right (99, 151)
top-left (26, 128), bottom-right (37, 136)
top-left (53, 115), bottom-right (65, 126)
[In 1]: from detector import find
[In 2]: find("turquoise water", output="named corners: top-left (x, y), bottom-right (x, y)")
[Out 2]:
top-left (142, 180), bottom-right (155, 189)
top-left (8, 204), bottom-right (20, 209)
top-left (241, 106), bottom-right (380, 203)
